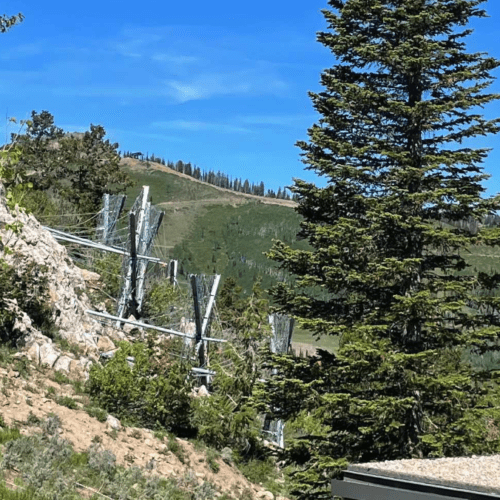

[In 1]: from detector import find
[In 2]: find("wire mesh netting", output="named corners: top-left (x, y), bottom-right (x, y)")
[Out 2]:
top-left (263, 313), bottom-right (295, 448)
top-left (269, 313), bottom-right (294, 354)
top-left (144, 265), bottom-right (197, 332)
top-left (95, 194), bottom-right (126, 246)
top-left (190, 274), bottom-right (218, 338)
top-left (116, 188), bottom-right (164, 320)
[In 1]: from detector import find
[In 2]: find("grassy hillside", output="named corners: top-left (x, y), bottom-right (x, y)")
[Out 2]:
top-left (120, 159), bottom-right (343, 352)
top-left (121, 159), bottom-right (306, 294)
top-left (118, 158), bottom-right (500, 356)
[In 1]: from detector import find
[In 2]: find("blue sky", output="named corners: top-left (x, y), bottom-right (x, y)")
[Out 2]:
top-left (1, 0), bottom-right (500, 196)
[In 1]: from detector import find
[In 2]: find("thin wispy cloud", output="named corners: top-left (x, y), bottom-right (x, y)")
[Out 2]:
top-left (151, 120), bottom-right (250, 134)
top-left (151, 53), bottom-right (198, 65)
top-left (1, 0), bottom-right (498, 196)
top-left (107, 127), bottom-right (185, 143)
top-left (164, 70), bottom-right (287, 103)
top-left (237, 114), bottom-right (316, 126)
top-left (150, 115), bottom-right (314, 134)
top-left (106, 25), bottom-right (294, 102)
top-left (113, 31), bottom-right (164, 58)
top-left (0, 42), bottom-right (43, 60)
top-left (0, 24), bottom-right (299, 106)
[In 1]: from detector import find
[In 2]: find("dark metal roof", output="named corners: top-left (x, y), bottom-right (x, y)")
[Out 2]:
top-left (332, 469), bottom-right (500, 500)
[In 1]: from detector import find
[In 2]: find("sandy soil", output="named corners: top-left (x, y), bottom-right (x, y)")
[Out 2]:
top-left (0, 360), bottom-right (286, 500)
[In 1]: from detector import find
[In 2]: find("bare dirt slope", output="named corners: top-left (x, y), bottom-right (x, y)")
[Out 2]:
top-left (0, 359), bottom-right (285, 500)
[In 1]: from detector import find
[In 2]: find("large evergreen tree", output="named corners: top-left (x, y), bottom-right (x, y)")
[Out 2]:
top-left (263, 1), bottom-right (500, 498)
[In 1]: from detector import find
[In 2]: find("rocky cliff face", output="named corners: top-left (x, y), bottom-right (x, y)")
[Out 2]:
top-left (0, 182), bottom-right (124, 378)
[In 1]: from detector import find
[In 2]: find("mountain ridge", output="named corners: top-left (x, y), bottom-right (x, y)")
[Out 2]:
top-left (119, 156), bottom-right (298, 209)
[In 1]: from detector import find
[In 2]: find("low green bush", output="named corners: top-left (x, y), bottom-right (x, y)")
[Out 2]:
top-left (56, 395), bottom-right (78, 410)
top-left (0, 427), bottom-right (21, 445)
top-left (51, 371), bottom-right (71, 385)
top-left (87, 341), bottom-right (194, 435)
top-left (0, 483), bottom-right (41, 500)
top-left (166, 435), bottom-right (188, 464)
top-left (0, 260), bottom-right (56, 346)
top-left (142, 279), bottom-right (180, 319)
top-left (83, 405), bottom-right (107, 423)
top-left (236, 457), bottom-right (290, 497)
top-left (206, 449), bottom-right (221, 473)
top-left (90, 251), bottom-right (123, 299)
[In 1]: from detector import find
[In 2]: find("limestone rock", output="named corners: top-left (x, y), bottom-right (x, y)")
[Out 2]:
top-left (102, 325), bottom-right (127, 342)
top-left (79, 268), bottom-right (101, 285)
top-left (256, 491), bottom-right (274, 500)
top-left (97, 336), bottom-right (116, 352)
top-left (26, 343), bottom-right (40, 364)
top-left (197, 385), bottom-right (209, 397)
top-left (53, 355), bottom-right (73, 373)
top-left (39, 343), bottom-right (60, 368)
top-left (69, 359), bottom-right (87, 380)
top-left (106, 414), bottom-right (122, 430)
top-left (0, 192), bottom-right (105, 352)
top-left (221, 447), bottom-right (233, 465)
top-left (0, 181), bottom-right (136, 382)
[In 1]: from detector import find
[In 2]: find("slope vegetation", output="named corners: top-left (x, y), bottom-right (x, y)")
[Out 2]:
top-left (120, 158), bottom-right (306, 295)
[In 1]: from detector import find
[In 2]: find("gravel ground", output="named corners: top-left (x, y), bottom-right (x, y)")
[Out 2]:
top-left (349, 455), bottom-right (500, 495)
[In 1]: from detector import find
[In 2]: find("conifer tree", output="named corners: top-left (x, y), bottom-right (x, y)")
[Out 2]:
top-left (264, 1), bottom-right (500, 498)
top-left (0, 12), bottom-right (23, 32)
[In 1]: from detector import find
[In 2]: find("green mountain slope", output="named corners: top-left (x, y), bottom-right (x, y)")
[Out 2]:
top-left (119, 157), bottom-right (500, 355)
top-left (121, 158), bottom-right (306, 295)
top-left (120, 159), bottom-right (341, 351)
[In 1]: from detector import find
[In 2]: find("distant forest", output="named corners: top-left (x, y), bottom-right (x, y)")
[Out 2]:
top-left (119, 151), bottom-right (500, 230)
top-left (120, 150), bottom-right (298, 201)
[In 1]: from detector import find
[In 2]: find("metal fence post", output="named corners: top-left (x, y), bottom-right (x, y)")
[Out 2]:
top-left (169, 260), bottom-right (178, 286)
top-left (263, 313), bottom-right (294, 448)
top-left (128, 212), bottom-right (138, 319)
top-left (190, 274), bottom-right (220, 387)
top-left (102, 193), bottom-right (110, 244)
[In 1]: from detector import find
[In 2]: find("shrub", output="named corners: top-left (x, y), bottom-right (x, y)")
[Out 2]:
top-left (40, 413), bottom-right (61, 436)
top-left (0, 426), bottom-right (21, 445)
top-left (56, 395), bottom-right (78, 410)
top-left (84, 405), bottom-right (108, 423)
top-left (0, 260), bottom-right (55, 345)
top-left (45, 386), bottom-right (56, 397)
top-left (87, 443), bottom-right (116, 479)
top-left (71, 380), bottom-right (85, 395)
top-left (236, 457), bottom-right (289, 497)
top-left (25, 411), bottom-right (41, 426)
top-left (206, 449), bottom-right (220, 473)
top-left (142, 279), bottom-right (180, 319)
top-left (51, 371), bottom-right (71, 385)
top-left (90, 251), bottom-right (123, 299)
top-left (167, 437), bottom-right (187, 464)
top-left (0, 411), bottom-right (217, 500)
top-left (191, 392), bottom-right (261, 452)
top-left (87, 341), bottom-right (195, 435)
top-left (12, 357), bottom-right (30, 379)
top-left (0, 482), bottom-right (41, 500)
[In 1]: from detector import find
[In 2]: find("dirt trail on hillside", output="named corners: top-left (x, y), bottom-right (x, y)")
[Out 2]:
top-left (158, 198), bottom-right (248, 208)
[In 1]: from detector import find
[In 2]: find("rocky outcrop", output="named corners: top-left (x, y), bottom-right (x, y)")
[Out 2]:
top-left (0, 181), bottom-right (124, 379)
